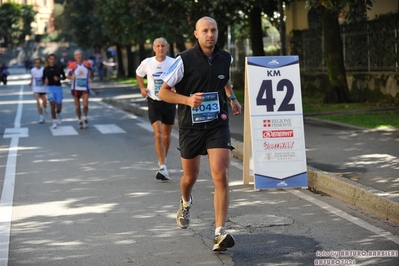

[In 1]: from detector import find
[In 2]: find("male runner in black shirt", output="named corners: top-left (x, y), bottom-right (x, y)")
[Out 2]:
top-left (43, 54), bottom-right (66, 129)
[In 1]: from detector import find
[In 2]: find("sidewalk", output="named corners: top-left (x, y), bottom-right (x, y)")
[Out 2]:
top-left (90, 80), bottom-right (399, 225)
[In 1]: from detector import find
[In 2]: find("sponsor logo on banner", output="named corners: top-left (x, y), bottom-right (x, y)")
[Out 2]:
top-left (268, 59), bottom-right (279, 65)
top-left (263, 119), bottom-right (292, 128)
top-left (262, 130), bottom-right (294, 138)
top-left (263, 141), bottom-right (294, 150)
top-left (260, 153), bottom-right (274, 161)
top-left (277, 181), bottom-right (288, 187)
top-left (260, 151), bottom-right (297, 162)
top-left (274, 152), bottom-right (297, 160)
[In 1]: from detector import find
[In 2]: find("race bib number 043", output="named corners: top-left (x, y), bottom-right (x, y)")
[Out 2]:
top-left (191, 92), bottom-right (220, 123)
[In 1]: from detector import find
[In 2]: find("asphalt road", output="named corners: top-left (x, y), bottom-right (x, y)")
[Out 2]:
top-left (0, 71), bottom-right (399, 266)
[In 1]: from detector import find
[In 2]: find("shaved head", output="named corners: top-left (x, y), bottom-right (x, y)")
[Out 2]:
top-left (195, 16), bottom-right (217, 31)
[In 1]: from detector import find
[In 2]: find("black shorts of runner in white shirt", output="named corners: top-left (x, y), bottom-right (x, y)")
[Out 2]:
top-left (178, 124), bottom-right (233, 159)
top-left (147, 97), bottom-right (176, 125)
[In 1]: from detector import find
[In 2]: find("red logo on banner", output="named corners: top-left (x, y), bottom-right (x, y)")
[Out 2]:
top-left (262, 130), bottom-right (294, 138)
top-left (263, 141), bottom-right (295, 150)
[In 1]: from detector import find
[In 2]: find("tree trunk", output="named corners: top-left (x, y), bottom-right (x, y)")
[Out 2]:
top-left (115, 43), bottom-right (125, 78)
top-left (169, 42), bottom-right (175, 58)
top-left (216, 23), bottom-right (227, 49)
top-left (279, 0), bottom-right (287, 55)
top-left (321, 6), bottom-right (352, 103)
top-left (249, 5), bottom-right (264, 56)
top-left (176, 34), bottom-right (186, 53)
top-left (125, 44), bottom-right (135, 77)
top-left (139, 43), bottom-right (146, 63)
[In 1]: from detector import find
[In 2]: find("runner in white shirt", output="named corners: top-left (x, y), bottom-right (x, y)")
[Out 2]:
top-left (29, 58), bottom-right (47, 123)
top-left (136, 37), bottom-right (176, 181)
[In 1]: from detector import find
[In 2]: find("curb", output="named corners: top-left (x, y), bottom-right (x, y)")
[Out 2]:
top-left (103, 97), bottom-right (399, 225)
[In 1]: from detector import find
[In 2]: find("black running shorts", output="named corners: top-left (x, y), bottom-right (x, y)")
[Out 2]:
top-left (147, 98), bottom-right (176, 125)
top-left (179, 124), bottom-right (233, 159)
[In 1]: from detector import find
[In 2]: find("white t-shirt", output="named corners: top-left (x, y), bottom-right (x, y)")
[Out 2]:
top-left (161, 55), bottom-right (233, 88)
top-left (31, 67), bottom-right (46, 93)
top-left (136, 56), bottom-right (175, 101)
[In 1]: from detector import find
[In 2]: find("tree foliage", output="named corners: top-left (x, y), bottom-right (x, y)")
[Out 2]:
top-left (61, 0), bottom-right (281, 76)
top-left (0, 3), bottom-right (34, 47)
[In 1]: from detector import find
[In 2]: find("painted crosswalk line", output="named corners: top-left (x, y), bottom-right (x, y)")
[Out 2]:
top-left (3, 128), bottom-right (29, 138)
top-left (50, 126), bottom-right (79, 136)
top-left (93, 124), bottom-right (127, 134)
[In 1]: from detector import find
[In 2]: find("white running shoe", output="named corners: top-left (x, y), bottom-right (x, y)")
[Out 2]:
top-left (52, 122), bottom-right (57, 129)
top-left (57, 114), bottom-right (62, 124)
top-left (83, 119), bottom-right (88, 129)
top-left (156, 166), bottom-right (170, 181)
top-left (39, 116), bottom-right (44, 124)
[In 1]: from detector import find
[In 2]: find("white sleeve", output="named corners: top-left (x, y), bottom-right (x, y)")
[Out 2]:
top-left (136, 58), bottom-right (148, 77)
top-left (160, 56), bottom-right (184, 87)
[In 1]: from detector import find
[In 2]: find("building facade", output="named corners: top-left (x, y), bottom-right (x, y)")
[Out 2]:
top-left (285, 0), bottom-right (398, 33)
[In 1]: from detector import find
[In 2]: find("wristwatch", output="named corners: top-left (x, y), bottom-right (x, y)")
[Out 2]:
top-left (229, 94), bottom-right (236, 101)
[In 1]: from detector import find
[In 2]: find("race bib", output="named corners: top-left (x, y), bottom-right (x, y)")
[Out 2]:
top-left (154, 79), bottom-right (163, 96)
top-left (35, 78), bottom-right (43, 86)
top-left (76, 78), bottom-right (87, 87)
top-left (191, 92), bottom-right (220, 123)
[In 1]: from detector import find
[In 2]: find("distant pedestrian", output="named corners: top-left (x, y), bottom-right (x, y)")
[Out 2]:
top-left (24, 59), bottom-right (32, 73)
top-left (29, 58), bottom-right (47, 123)
top-left (43, 54), bottom-right (66, 129)
top-left (66, 49), bottom-right (93, 129)
top-left (158, 16), bottom-right (242, 251)
top-left (136, 37), bottom-right (176, 181)
top-left (96, 53), bottom-right (104, 80)
top-left (88, 56), bottom-right (95, 74)
top-left (0, 63), bottom-right (8, 85)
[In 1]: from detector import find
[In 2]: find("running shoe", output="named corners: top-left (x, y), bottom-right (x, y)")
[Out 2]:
top-left (57, 113), bottom-right (62, 124)
top-left (52, 122), bottom-right (57, 129)
top-left (213, 228), bottom-right (235, 251)
top-left (176, 197), bottom-right (192, 229)
top-left (156, 166), bottom-right (170, 181)
top-left (39, 116), bottom-right (44, 124)
top-left (83, 119), bottom-right (88, 129)
top-left (78, 121), bottom-right (83, 129)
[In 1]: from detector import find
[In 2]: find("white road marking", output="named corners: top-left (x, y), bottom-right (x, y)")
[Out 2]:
top-left (3, 128), bottom-right (29, 138)
top-left (136, 122), bottom-right (179, 139)
top-left (0, 85), bottom-right (24, 266)
top-left (288, 189), bottom-right (399, 245)
top-left (229, 157), bottom-right (399, 245)
top-left (94, 124), bottom-right (127, 134)
top-left (137, 122), bottom-right (154, 133)
top-left (50, 126), bottom-right (79, 136)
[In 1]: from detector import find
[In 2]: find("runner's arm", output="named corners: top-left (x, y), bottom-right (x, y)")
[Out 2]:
top-left (136, 75), bottom-right (148, 97)
top-left (60, 67), bottom-right (66, 80)
top-left (224, 79), bottom-right (242, 115)
top-left (158, 83), bottom-right (203, 108)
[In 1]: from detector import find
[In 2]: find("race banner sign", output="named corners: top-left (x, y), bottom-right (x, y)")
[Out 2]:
top-left (246, 56), bottom-right (308, 189)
